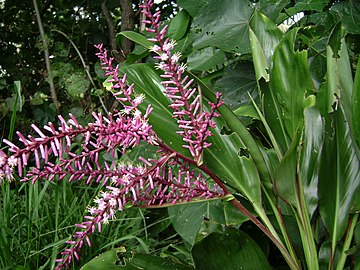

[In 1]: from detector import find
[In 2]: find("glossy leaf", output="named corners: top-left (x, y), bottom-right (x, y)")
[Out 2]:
top-left (318, 103), bottom-right (360, 244)
top-left (117, 64), bottom-right (185, 154)
top-left (119, 31), bottom-right (153, 49)
top-left (274, 130), bottom-right (301, 207)
top-left (352, 54), bottom-right (360, 148)
top-left (249, 9), bottom-right (283, 75)
top-left (264, 28), bottom-right (315, 153)
top-left (191, 0), bottom-right (253, 54)
top-left (167, 9), bottom-right (190, 40)
top-left (299, 107), bottom-right (324, 217)
top-left (192, 228), bottom-right (272, 270)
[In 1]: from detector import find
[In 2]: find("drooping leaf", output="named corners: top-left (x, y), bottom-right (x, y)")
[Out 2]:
top-left (167, 9), bottom-right (190, 41)
top-left (264, 28), bottom-right (315, 153)
top-left (192, 228), bottom-right (272, 270)
top-left (299, 107), bottom-right (324, 217)
top-left (318, 103), bottom-right (360, 244)
top-left (191, 0), bottom-right (254, 54)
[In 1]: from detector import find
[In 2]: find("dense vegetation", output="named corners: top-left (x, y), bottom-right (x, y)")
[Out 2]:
top-left (1, 0), bottom-right (360, 269)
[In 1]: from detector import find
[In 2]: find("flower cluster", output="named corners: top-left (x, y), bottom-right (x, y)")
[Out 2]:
top-left (0, 1), bottom-right (226, 269)
top-left (0, 149), bottom-right (17, 183)
top-left (140, 0), bottom-right (224, 165)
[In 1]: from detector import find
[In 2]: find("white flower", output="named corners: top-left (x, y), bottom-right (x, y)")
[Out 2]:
top-left (160, 53), bottom-right (169, 61)
top-left (151, 45), bottom-right (161, 52)
top-left (171, 52), bottom-right (182, 63)
top-left (163, 40), bottom-right (176, 51)
top-left (7, 156), bottom-right (17, 167)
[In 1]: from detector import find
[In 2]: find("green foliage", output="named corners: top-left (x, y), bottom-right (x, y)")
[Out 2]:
top-left (2, 0), bottom-right (360, 269)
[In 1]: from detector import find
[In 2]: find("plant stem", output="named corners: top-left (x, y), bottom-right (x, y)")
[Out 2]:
top-left (32, 0), bottom-right (60, 111)
top-left (336, 213), bottom-right (359, 270)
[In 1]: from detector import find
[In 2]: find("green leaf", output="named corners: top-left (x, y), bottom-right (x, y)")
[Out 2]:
top-left (299, 107), bottom-right (324, 217)
top-left (353, 56), bottom-right (360, 148)
top-left (256, 0), bottom-right (290, 23)
top-left (249, 9), bottom-right (283, 78)
top-left (167, 10), bottom-right (190, 40)
top-left (117, 64), bottom-right (185, 154)
top-left (119, 31), bottom-right (153, 49)
top-left (274, 129), bottom-right (301, 207)
top-left (264, 28), bottom-right (315, 153)
top-left (191, 0), bottom-right (254, 54)
top-left (318, 29), bottom-right (353, 117)
top-left (187, 47), bottom-right (225, 71)
top-left (122, 254), bottom-right (194, 270)
top-left (168, 203), bottom-right (208, 246)
top-left (214, 61), bottom-right (258, 110)
top-left (80, 249), bottom-right (122, 270)
top-left (177, 0), bottom-right (208, 17)
top-left (330, 0), bottom-right (360, 35)
top-left (318, 103), bottom-right (360, 245)
top-left (192, 228), bottom-right (272, 270)
top-left (277, 0), bottom-right (330, 24)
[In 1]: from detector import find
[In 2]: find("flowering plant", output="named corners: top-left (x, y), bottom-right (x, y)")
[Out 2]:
top-left (1, 0), bottom-right (360, 269)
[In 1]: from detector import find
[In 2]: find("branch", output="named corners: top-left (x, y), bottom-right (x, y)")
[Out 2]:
top-left (32, 0), bottom-right (60, 111)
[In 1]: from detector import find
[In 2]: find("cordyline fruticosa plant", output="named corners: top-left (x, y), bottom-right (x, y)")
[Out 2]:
top-left (2, 0), bottom-right (360, 269)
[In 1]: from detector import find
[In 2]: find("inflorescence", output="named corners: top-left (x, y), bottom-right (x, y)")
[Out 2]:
top-left (0, 0), bottom-right (225, 268)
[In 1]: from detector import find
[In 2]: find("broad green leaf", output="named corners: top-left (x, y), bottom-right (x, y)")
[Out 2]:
top-left (318, 31), bottom-right (353, 117)
top-left (299, 107), bottom-right (324, 217)
top-left (204, 130), bottom-right (262, 206)
top-left (119, 31), bottom-right (153, 49)
top-left (122, 254), bottom-right (194, 270)
top-left (168, 201), bottom-right (227, 246)
top-left (117, 64), bottom-right (185, 154)
top-left (192, 228), bottom-right (272, 270)
top-left (249, 9), bottom-right (283, 72)
top-left (264, 28), bottom-right (315, 153)
top-left (256, 0), bottom-right (290, 23)
top-left (191, 0), bottom-right (254, 54)
top-left (168, 203), bottom-right (208, 246)
top-left (353, 56), bottom-right (360, 148)
top-left (214, 62), bottom-right (258, 110)
top-left (80, 249), bottom-right (122, 270)
top-left (277, 0), bottom-right (330, 24)
top-left (330, 0), bottom-right (360, 35)
top-left (187, 47), bottom-right (225, 71)
top-left (177, 0), bottom-right (208, 17)
top-left (274, 130), bottom-right (301, 207)
top-left (319, 103), bottom-right (360, 244)
top-left (167, 9), bottom-right (190, 40)
top-left (81, 250), bottom-right (194, 270)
